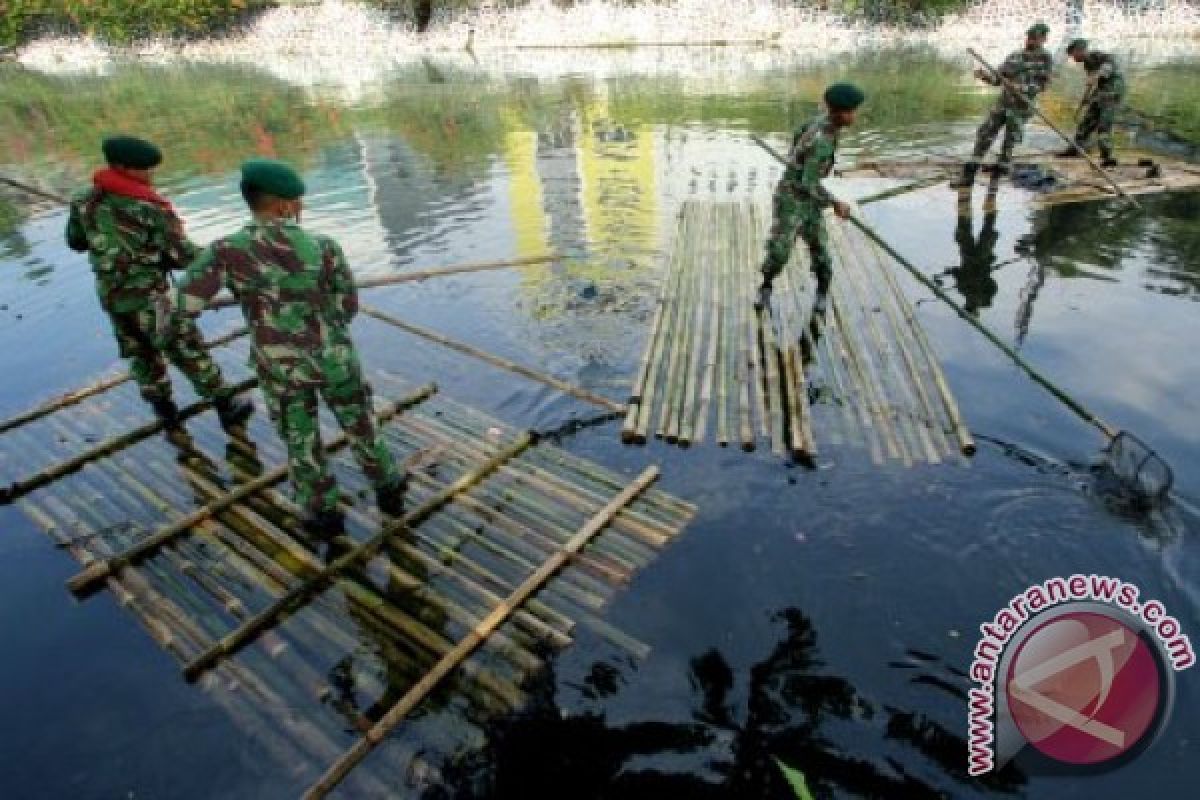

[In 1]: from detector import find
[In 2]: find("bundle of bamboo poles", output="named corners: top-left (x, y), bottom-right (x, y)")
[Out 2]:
top-left (622, 199), bottom-right (971, 464)
top-left (8, 364), bottom-right (693, 793)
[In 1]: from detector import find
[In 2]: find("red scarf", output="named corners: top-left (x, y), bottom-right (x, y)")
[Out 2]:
top-left (92, 168), bottom-right (175, 214)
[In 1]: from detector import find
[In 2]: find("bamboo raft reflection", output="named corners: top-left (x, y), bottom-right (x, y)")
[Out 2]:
top-left (622, 200), bottom-right (972, 464)
top-left (4, 343), bottom-right (694, 795)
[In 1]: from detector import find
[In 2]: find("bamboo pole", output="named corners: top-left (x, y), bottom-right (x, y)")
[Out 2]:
top-left (677, 204), bottom-right (712, 446)
top-left (846, 223), bottom-right (952, 460)
top-left (625, 235), bottom-right (681, 411)
top-left (830, 226), bottom-right (914, 464)
top-left (630, 210), bottom-right (692, 443)
top-left (182, 433), bottom-right (533, 681)
top-left (748, 206), bottom-right (772, 440)
top-left (0, 176), bottom-right (70, 204)
top-left (65, 384), bottom-right (436, 594)
top-left (659, 208), bottom-right (698, 442)
top-left (734, 205), bottom-right (756, 451)
top-left (833, 223), bottom-right (933, 463)
top-left (695, 204), bottom-right (724, 445)
top-left (407, 412), bottom-right (663, 557)
top-left (850, 217), bottom-right (976, 455)
top-left (832, 279), bottom-right (900, 462)
top-left (0, 377), bottom-right (257, 504)
top-left (303, 466), bottom-right (661, 800)
top-left (0, 328), bottom-right (248, 437)
top-left (360, 306), bottom-right (624, 414)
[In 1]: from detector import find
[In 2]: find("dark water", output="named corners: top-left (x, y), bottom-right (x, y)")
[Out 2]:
top-left (1, 48), bottom-right (1199, 798)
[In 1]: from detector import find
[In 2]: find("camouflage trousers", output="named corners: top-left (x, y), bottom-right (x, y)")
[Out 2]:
top-left (1075, 92), bottom-right (1123, 158)
top-left (760, 191), bottom-right (833, 294)
top-left (260, 361), bottom-right (399, 515)
top-left (971, 105), bottom-right (1033, 163)
top-left (106, 304), bottom-right (228, 403)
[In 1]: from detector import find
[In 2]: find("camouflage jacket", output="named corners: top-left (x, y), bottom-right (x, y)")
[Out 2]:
top-left (174, 218), bottom-right (359, 389)
top-left (66, 189), bottom-right (196, 312)
top-left (778, 113), bottom-right (839, 208)
top-left (987, 46), bottom-right (1054, 109)
top-left (1082, 51), bottom-right (1125, 98)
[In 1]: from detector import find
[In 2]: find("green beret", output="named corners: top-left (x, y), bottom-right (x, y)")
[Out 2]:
top-left (240, 158), bottom-right (305, 200)
top-left (102, 135), bottom-right (162, 169)
top-left (1027, 22), bottom-right (1049, 37)
top-left (824, 82), bottom-right (866, 112)
top-left (1067, 38), bottom-right (1088, 53)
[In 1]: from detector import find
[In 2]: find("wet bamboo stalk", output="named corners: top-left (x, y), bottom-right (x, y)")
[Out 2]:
top-left (169, 427), bottom-right (545, 697)
top-left (748, 206), bottom-right (771, 440)
top-left (0, 327), bottom-right (248, 437)
top-left (847, 224), bottom-right (951, 460)
top-left (733, 206), bottom-right (755, 451)
top-left (379, 425), bottom-right (620, 606)
top-left (695, 205), bottom-right (723, 445)
top-left (361, 306), bottom-right (624, 413)
top-left (203, 475), bottom-right (529, 713)
top-left (26, 492), bottom-right (383, 789)
top-left (827, 294), bottom-right (883, 462)
top-left (624, 230), bottom-right (682, 435)
top-left (66, 385), bottom-right (436, 594)
top-left (759, 306), bottom-right (786, 456)
top-left (678, 204), bottom-right (713, 446)
top-left (833, 223), bottom-right (928, 464)
top-left (811, 309), bottom-right (855, 448)
top-left (632, 211), bottom-right (691, 442)
top-left (0, 377), bottom-right (257, 505)
top-left (522, 441), bottom-right (696, 522)
top-left (410, 412), bottom-right (668, 551)
top-left (776, 268), bottom-right (815, 458)
top-left (182, 434), bottom-right (534, 680)
top-left (866, 230), bottom-right (975, 457)
top-left (304, 466), bottom-right (661, 800)
top-left (832, 226), bottom-right (915, 465)
top-left (831, 283), bottom-right (896, 462)
top-left (660, 212), bottom-right (697, 442)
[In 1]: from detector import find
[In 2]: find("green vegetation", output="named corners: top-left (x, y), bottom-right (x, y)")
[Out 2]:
top-left (0, 64), bottom-right (349, 185)
top-left (0, 0), bottom-right (278, 48)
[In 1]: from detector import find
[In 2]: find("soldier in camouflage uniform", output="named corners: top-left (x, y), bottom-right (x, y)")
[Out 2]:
top-left (171, 159), bottom-right (405, 536)
top-left (1060, 39), bottom-right (1125, 167)
top-left (66, 135), bottom-right (252, 428)
top-left (756, 82), bottom-right (866, 315)
top-left (952, 23), bottom-right (1054, 187)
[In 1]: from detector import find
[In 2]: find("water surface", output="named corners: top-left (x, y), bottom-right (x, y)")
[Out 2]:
top-left (1, 47), bottom-right (1198, 798)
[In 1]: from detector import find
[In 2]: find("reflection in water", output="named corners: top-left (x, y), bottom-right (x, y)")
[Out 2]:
top-left (441, 609), bottom-right (1026, 798)
top-left (943, 179), bottom-right (1004, 316)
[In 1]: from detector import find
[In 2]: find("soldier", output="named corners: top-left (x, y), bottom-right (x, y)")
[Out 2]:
top-left (66, 135), bottom-right (253, 428)
top-left (170, 159), bottom-right (405, 536)
top-left (952, 22), bottom-right (1054, 187)
top-left (755, 82), bottom-right (866, 315)
top-left (1059, 39), bottom-right (1125, 167)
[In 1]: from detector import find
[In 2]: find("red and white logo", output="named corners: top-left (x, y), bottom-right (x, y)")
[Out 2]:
top-left (1005, 611), bottom-right (1162, 766)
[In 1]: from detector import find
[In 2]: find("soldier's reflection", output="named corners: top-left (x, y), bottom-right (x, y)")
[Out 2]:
top-left (947, 177), bottom-right (1002, 315)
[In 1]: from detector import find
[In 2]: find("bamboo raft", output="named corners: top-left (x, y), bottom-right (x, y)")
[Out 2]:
top-left (2, 338), bottom-right (694, 796)
top-left (622, 200), bottom-right (972, 464)
top-left (840, 152), bottom-right (1200, 208)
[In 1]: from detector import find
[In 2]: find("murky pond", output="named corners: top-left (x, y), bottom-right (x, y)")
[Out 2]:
top-left (1, 46), bottom-right (1198, 798)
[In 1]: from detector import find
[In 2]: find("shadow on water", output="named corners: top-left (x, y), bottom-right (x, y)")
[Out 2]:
top-left (436, 608), bottom-right (1026, 799)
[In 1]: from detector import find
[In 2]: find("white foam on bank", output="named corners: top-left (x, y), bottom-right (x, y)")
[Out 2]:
top-left (13, 0), bottom-right (1200, 95)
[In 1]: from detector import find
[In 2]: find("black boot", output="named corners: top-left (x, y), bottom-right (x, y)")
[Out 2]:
top-left (1056, 144), bottom-right (1084, 158)
top-left (302, 508), bottom-right (346, 539)
top-left (148, 397), bottom-right (181, 427)
top-left (753, 281), bottom-right (773, 312)
top-left (949, 162), bottom-right (979, 188)
top-left (376, 475), bottom-right (408, 516)
top-left (214, 394), bottom-right (254, 428)
top-left (1099, 146), bottom-right (1118, 168)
